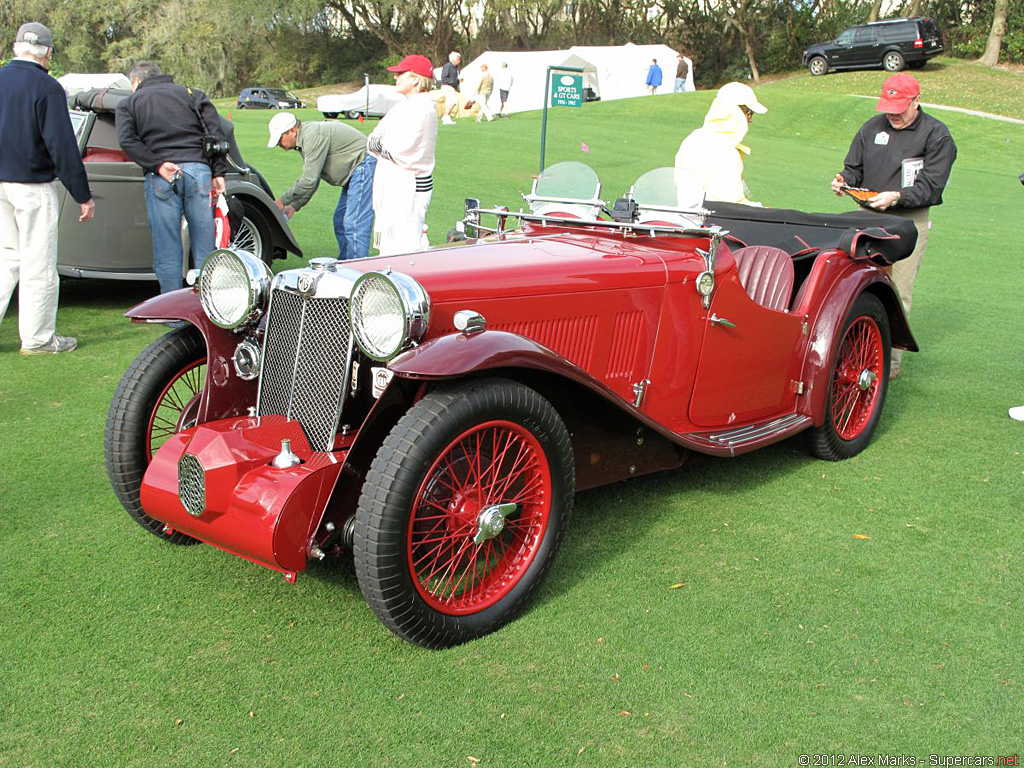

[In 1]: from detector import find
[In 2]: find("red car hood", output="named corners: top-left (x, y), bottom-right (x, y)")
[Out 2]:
top-left (353, 231), bottom-right (691, 304)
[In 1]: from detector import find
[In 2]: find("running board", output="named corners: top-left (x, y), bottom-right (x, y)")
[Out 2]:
top-left (687, 414), bottom-right (812, 457)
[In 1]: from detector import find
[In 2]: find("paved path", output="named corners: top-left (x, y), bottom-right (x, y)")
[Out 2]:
top-left (854, 94), bottom-right (1024, 124)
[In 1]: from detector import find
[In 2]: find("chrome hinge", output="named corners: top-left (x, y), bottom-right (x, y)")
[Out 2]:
top-left (632, 379), bottom-right (651, 408)
top-left (791, 380), bottom-right (806, 395)
top-left (801, 321), bottom-right (809, 336)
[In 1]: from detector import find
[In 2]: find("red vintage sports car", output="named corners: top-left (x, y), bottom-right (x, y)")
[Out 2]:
top-left (105, 163), bottom-right (917, 648)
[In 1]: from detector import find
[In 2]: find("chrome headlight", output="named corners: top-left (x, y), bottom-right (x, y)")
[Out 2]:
top-left (199, 249), bottom-right (272, 330)
top-left (350, 271), bottom-right (429, 361)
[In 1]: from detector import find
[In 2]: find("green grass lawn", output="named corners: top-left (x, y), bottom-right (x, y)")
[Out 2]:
top-left (1, 58), bottom-right (1021, 766)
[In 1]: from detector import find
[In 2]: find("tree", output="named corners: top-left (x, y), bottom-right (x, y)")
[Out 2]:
top-left (978, 0), bottom-right (1009, 65)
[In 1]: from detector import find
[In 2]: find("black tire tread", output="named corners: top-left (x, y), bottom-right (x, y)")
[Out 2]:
top-left (104, 327), bottom-right (206, 545)
top-left (353, 378), bottom-right (575, 648)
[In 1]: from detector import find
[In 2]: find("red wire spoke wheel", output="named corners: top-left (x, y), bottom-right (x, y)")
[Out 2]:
top-left (146, 358), bottom-right (206, 461)
top-left (407, 420), bottom-right (551, 615)
top-left (105, 327), bottom-right (206, 544)
top-left (807, 293), bottom-right (891, 461)
top-left (829, 317), bottom-right (883, 441)
top-left (355, 379), bottom-right (574, 649)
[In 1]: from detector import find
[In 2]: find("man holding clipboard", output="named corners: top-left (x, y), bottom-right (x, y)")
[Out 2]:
top-left (830, 73), bottom-right (957, 378)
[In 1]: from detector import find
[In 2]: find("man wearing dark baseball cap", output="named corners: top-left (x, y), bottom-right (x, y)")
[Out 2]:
top-left (830, 73), bottom-right (957, 379)
top-left (0, 22), bottom-right (95, 355)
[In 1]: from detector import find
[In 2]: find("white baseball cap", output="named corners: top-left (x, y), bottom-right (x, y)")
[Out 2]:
top-left (267, 112), bottom-right (298, 147)
top-left (715, 82), bottom-right (767, 114)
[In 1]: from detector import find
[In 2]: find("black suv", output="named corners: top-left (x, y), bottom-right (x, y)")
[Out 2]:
top-left (237, 87), bottom-right (304, 109)
top-left (803, 18), bottom-right (944, 76)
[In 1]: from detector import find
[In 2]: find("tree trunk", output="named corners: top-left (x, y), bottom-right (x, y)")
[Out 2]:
top-left (978, 0), bottom-right (1009, 66)
top-left (907, 0), bottom-right (923, 17)
top-left (867, 0), bottom-right (883, 23)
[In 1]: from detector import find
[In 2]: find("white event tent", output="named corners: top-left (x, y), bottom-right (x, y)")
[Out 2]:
top-left (460, 43), bottom-right (692, 116)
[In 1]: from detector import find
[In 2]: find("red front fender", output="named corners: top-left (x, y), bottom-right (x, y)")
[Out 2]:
top-left (125, 289), bottom-right (257, 423)
top-left (390, 330), bottom-right (609, 386)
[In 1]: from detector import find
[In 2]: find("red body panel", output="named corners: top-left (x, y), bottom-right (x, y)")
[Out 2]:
top-left (124, 219), bottom-right (913, 581)
top-left (141, 415), bottom-right (342, 574)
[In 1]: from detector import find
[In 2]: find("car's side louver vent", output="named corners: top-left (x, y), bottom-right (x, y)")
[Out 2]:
top-left (257, 289), bottom-right (352, 452)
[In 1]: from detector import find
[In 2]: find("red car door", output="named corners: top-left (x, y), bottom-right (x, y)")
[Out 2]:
top-left (686, 264), bottom-right (805, 428)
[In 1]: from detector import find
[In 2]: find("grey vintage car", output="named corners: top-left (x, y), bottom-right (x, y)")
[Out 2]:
top-left (60, 89), bottom-right (301, 281)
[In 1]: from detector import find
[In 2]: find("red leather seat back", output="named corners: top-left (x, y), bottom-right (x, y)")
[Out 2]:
top-left (730, 245), bottom-right (795, 312)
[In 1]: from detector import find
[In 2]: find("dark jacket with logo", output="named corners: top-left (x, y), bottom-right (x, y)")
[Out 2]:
top-left (0, 59), bottom-right (91, 203)
top-left (115, 74), bottom-right (229, 176)
top-left (840, 109), bottom-right (956, 209)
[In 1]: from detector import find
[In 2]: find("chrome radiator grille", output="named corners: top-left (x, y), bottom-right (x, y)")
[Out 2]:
top-left (257, 289), bottom-right (353, 452)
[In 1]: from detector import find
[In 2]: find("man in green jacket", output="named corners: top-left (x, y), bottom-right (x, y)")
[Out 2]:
top-left (268, 113), bottom-right (376, 259)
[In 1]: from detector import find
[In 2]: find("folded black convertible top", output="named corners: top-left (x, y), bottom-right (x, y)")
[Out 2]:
top-left (707, 201), bottom-right (917, 265)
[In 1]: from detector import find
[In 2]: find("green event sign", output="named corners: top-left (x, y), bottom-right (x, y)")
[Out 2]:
top-left (549, 73), bottom-right (583, 107)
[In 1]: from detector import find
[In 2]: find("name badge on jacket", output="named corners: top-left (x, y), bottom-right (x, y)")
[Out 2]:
top-left (874, 131), bottom-right (890, 146)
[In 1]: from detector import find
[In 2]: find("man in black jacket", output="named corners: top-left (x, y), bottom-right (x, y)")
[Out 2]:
top-left (116, 61), bottom-right (229, 294)
top-left (831, 73), bottom-right (957, 378)
top-left (0, 22), bottom-right (95, 355)
top-left (439, 51), bottom-right (461, 126)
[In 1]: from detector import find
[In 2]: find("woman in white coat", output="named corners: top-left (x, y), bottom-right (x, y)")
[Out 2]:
top-left (367, 55), bottom-right (439, 255)
top-left (674, 81), bottom-right (767, 207)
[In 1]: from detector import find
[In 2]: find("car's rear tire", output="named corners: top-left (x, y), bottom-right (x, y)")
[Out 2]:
top-left (808, 56), bottom-right (829, 76)
top-left (231, 200), bottom-right (273, 266)
top-left (354, 379), bottom-right (575, 649)
top-left (322, 112), bottom-right (339, 119)
top-left (883, 51), bottom-right (905, 71)
top-left (105, 327), bottom-right (207, 544)
top-left (806, 293), bottom-right (890, 461)
top-left (345, 110), bottom-right (362, 120)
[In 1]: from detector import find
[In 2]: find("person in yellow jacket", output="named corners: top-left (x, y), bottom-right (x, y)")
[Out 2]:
top-left (673, 82), bottom-right (767, 206)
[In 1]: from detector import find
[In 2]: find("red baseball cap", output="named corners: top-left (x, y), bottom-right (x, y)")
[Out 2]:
top-left (387, 55), bottom-right (435, 80)
top-left (876, 73), bottom-right (920, 113)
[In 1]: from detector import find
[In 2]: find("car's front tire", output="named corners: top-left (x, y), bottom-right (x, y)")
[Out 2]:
top-left (345, 110), bottom-right (362, 120)
top-left (354, 379), bottom-right (575, 648)
top-left (105, 327), bottom-right (207, 544)
top-left (808, 56), bottom-right (829, 76)
top-left (806, 293), bottom-right (890, 461)
top-left (883, 51), bottom-right (905, 71)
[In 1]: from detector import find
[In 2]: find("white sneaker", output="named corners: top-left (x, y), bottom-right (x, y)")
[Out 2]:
top-left (1009, 406), bottom-right (1024, 422)
top-left (21, 333), bottom-right (78, 355)
top-left (442, 115), bottom-right (455, 125)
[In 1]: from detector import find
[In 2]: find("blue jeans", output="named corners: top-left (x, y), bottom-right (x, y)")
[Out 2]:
top-left (144, 162), bottom-right (215, 294)
top-left (674, 78), bottom-right (686, 93)
top-left (333, 155), bottom-right (377, 260)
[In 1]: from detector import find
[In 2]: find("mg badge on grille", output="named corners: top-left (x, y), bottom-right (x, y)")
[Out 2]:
top-left (298, 274), bottom-right (316, 294)
top-left (178, 453), bottom-right (206, 518)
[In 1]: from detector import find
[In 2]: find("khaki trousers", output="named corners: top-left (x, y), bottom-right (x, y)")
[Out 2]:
top-left (0, 180), bottom-right (61, 348)
top-left (881, 206), bottom-right (930, 373)
top-left (440, 85), bottom-right (459, 118)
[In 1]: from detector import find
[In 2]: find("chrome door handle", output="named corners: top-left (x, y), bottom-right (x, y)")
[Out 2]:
top-left (709, 314), bottom-right (736, 328)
